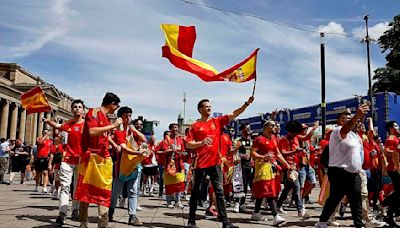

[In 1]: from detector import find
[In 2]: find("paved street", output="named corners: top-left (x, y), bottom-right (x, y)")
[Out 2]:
top-left (0, 174), bottom-right (358, 228)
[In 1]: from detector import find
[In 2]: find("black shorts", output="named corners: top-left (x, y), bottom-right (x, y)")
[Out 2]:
top-left (143, 166), bottom-right (158, 176)
top-left (11, 157), bottom-right (26, 173)
top-left (35, 158), bottom-right (49, 172)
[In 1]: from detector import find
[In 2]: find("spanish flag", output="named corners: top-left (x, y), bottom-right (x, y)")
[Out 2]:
top-left (252, 160), bottom-right (280, 199)
top-left (161, 24), bottom-right (259, 83)
top-left (20, 86), bottom-right (51, 114)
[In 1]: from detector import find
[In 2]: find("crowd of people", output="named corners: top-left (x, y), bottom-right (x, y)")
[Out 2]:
top-left (0, 92), bottom-right (399, 228)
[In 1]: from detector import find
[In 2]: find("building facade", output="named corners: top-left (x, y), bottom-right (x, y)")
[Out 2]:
top-left (0, 63), bottom-right (74, 146)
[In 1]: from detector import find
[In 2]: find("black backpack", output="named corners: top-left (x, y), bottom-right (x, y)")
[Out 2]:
top-left (320, 145), bottom-right (329, 167)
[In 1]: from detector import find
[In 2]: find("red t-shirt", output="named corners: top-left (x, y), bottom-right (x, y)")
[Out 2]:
top-left (37, 138), bottom-right (52, 159)
top-left (385, 135), bottom-right (400, 171)
top-left (221, 133), bottom-right (234, 166)
top-left (142, 142), bottom-right (156, 166)
top-left (156, 139), bottom-right (169, 167)
top-left (165, 136), bottom-right (185, 169)
top-left (51, 143), bottom-right (64, 169)
top-left (186, 115), bottom-right (229, 169)
top-left (81, 108), bottom-right (111, 158)
top-left (60, 120), bottom-right (84, 164)
top-left (253, 135), bottom-right (279, 163)
top-left (278, 136), bottom-right (300, 169)
top-left (361, 134), bottom-right (372, 170)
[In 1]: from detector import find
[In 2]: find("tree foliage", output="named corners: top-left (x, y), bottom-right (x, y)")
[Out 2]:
top-left (372, 14), bottom-right (400, 94)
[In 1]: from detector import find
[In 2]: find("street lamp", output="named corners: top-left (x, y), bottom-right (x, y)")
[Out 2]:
top-left (362, 15), bottom-right (376, 122)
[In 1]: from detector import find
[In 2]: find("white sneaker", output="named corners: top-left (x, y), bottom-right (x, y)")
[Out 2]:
top-left (175, 202), bottom-right (184, 209)
top-left (42, 187), bottom-right (48, 193)
top-left (251, 213), bottom-right (267, 221)
top-left (33, 186), bottom-right (38, 192)
top-left (327, 219), bottom-right (341, 227)
top-left (315, 221), bottom-right (327, 228)
top-left (273, 215), bottom-right (285, 226)
top-left (233, 202), bottom-right (240, 213)
top-left (143, 191), bottom-right (149, 196)
top-left (137, 205), bottom-right (143, 211)
top-left (167, 204), bottom-right (174, 209)
top-left (365, 219), bottom-right (386, 228)
top-left (185, 195), bottom-right (190, 201)
top-left (278, 207), bottom-right (287, 215)
top-left (298, 209), bottom-right (310, 219)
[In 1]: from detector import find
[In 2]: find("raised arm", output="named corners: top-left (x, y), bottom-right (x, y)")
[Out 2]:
top-left (340, 103), bottom-right (370, 139)
top-left (89, 118), bottom-right (122, 137)
top-left (227, 96), bottom-right (254, 121)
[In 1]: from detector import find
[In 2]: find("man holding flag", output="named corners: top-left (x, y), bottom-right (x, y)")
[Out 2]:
top-left (186, 96), bottom-right (254, 228)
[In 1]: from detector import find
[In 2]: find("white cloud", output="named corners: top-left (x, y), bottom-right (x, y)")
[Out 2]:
top-left (351, 22), bottom-right (390, 40)
top-left (1, 0), bottom-right (388, 139)
top-left (318, 22), bottom-right (346, 36)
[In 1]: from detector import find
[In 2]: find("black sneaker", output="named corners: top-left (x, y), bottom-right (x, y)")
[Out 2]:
top-left (108, 208), bottom-right (114, 222)
top-left (71, 209), bottom-right (79, 221)
top-left (187, 221), bottom-right (197, 228)
top-left (56, 212), bottom-right (66, 225)
top-left (222, 222), bottom-right (239, 228)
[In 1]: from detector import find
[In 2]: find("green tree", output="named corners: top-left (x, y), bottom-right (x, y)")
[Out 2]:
top-left (373, 14), bottom-right (400, 94)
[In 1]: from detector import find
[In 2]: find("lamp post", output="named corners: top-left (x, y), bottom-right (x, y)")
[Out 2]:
top-left (363, 15), bottom-right (375, 122)
top-left (320, 32), bottom-right (326, 138)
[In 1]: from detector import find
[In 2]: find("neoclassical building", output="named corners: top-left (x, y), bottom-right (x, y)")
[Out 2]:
top-left (0, 63), bottom-right (75, 145)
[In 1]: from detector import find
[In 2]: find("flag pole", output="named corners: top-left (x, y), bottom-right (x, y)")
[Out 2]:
top-left (251, 76), bottom-right (257, 97)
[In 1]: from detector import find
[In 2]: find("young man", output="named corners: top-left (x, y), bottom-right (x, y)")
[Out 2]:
top-left (34, 129), bottom-right (53, 193)
top-left (186, 96), bottom-right (254, 228)
top-left (316, 104), bottom-right (370, 228)
top-left (74, 92), bottom-right (122, 228)
top-left (382, 120), bottom-right (400, 227)
top-left (108, 106), bottom-right (146, 226)
top-left (164, 123), bottom-right (185, 208)
top-left (44, 99), bottom-right (85, 224)
top-left (156, 130), bottom-right (171, 198)
top-left (276, 121), bottom-right (310, 219)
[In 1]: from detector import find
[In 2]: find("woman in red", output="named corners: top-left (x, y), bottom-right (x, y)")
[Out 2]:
top-left (251, 120), bottom-right (290, 226)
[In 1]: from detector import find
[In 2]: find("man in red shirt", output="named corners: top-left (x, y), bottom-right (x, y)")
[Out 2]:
top-left (74, 92), bottom-right (122, 228)
top-left (186, 96), bottom-right (254, 228)
top-left (156, 130), bottom-right (171, 198)
top-left (44, 99), bottom-right (85, 224)
top-left (382, 120), bottom-right (400, 227)
top-left (34, 129), bottom-right (53, 193)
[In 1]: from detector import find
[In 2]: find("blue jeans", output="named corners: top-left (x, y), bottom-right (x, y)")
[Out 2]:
top-left (298, 165), bottom-right (317, 188)
top-left (158, 165), bottom-right (164, 196)
top-left (110, 170), bottom-right (139, 216)
top-left (167, 192), bottom-right (181, 204)
top-left (277, 170), bottom-right (304, 211)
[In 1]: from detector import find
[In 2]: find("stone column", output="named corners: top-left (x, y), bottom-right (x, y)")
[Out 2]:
top-left (9, 103), bottom-right (18, 140)
top-left (38, 112), bottom-right (44, 137)
top-left (0, 101), bottom-right (10, 139)
top-left (32, 113), bottom-right (38, 145)
top-left (19, 108), bottom-right (27, 142)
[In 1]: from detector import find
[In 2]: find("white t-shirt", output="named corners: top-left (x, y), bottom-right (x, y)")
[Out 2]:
top-left (328, 126), bottom-right (364, 173)
top-left (0, 141), bottom-right (10, 158)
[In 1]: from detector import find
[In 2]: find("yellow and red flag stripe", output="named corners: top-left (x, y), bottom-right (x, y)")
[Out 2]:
top-left (164, 170), bottom-right (185, 195)
top-left (252, 160), bottom-right (280, 199)
top-left (20, 86), bottom-right (51, 114)
top-left (161, 24), bottom-right (259, 83)
top-left (74, 153), bottom-right (113, 207)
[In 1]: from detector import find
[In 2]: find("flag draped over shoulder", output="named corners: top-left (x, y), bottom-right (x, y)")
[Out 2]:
top-left (20, 86), bottom-right (51, 114)
top-left (161, 24), bottom-right (259, 83)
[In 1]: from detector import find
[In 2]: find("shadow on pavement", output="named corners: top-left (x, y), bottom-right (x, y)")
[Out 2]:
top-left (142, 222), bottom-right (184, 228)
top-left (28, 205), bottom-right (58, 211)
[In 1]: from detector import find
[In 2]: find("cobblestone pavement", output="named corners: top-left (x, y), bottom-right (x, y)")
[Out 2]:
top-left (0, 174), bottom-right (360, 228)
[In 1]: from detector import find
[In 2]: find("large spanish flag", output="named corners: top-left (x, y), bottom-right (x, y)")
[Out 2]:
top-left (20, 86), bottom-right (51, 114)
top-left (164, 170), bottom-right (185, 195)
top-left (252, 160), bottom-right (280, 199)
top-left (74, 153), bottom-right (113, 207)
top-left (161, 24), bottom-right (259, 83)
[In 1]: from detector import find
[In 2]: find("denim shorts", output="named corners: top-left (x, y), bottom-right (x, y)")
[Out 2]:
top-left (298, 165), bottom-right (317, 188)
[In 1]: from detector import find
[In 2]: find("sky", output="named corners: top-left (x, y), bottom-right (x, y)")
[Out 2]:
top-left (1, 0), bottom-right (399, 139)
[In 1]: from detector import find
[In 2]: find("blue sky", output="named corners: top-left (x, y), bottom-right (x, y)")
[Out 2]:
top-left (1, 0), bottom-right (399, 139)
